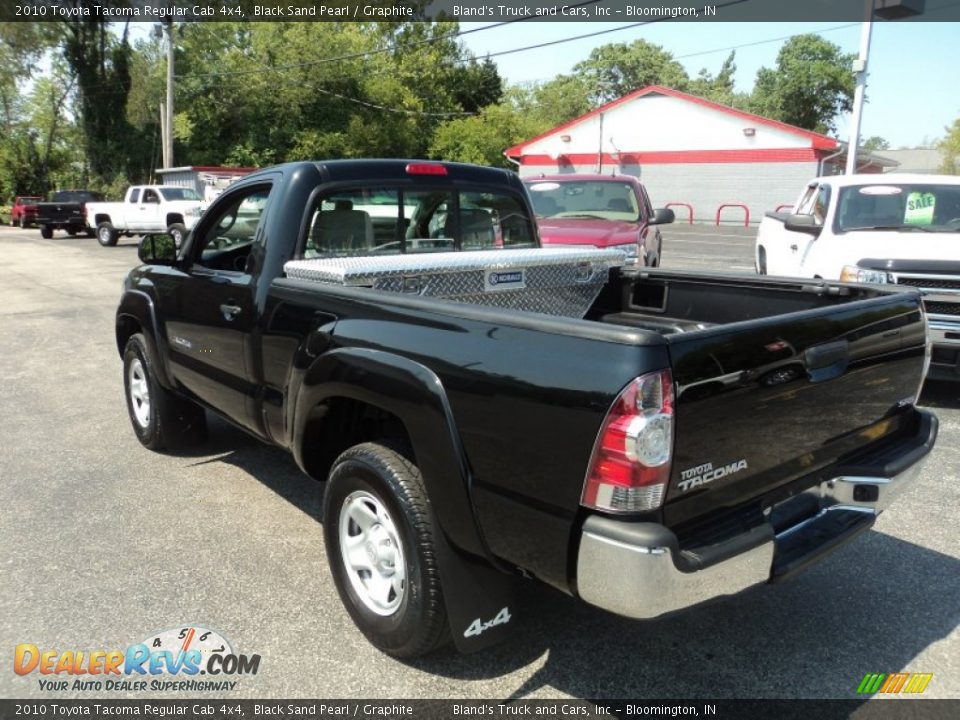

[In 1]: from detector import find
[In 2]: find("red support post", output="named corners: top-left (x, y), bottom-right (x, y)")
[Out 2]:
top-left (665, 202), bottom-right (693, 225)
top-left (715, 203), bottom-right (750, 227)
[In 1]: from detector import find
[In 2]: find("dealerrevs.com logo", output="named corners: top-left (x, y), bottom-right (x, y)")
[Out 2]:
top-left (13, 625), bottom-right (260, 692)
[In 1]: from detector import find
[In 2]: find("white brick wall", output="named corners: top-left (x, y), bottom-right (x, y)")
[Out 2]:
top-left (519, 161), bottom-right (819, 225)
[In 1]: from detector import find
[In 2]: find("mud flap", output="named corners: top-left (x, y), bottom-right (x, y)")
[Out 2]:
top-left (434, 529), bottom-right (516, 653)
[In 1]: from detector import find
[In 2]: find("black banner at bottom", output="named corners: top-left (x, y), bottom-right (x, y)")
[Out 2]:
top-left (0, 700), bottom-right (958, 720)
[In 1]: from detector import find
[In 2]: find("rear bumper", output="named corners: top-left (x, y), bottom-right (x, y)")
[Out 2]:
top-left (575, 410), bottom-right (937, 620)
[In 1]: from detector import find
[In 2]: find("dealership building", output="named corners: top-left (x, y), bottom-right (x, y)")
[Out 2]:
top-left (504, 85), bottom-right (896, 225)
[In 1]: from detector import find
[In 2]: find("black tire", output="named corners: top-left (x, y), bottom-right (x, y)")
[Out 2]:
top-left (323, 442), bottom-right (449, 658)
top-left (757, 246), bottom-right (767, 275)
top-left (40, 224), bottom-right (52, 239)
top-left (97, 221), bottom-right (118, 247)
top-left (85, 228), bottom-right (96, 238)
top-left (67, 229), bottom-right (78, 237)
top-left (167, 222), bottom-right (187, 249)
top-left (122, 333), bottom-right (206, 451)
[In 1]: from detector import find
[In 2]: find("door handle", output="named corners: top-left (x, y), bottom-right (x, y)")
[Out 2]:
top-left (220, 303), bottom-right (242, 321)
top-left (790, 244), bottom-right (798, 251)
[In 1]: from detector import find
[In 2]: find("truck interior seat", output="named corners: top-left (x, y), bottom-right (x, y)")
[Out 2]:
top-left (310, 205), bottom-right (374, 254)
top-left (606, 198), bottom-right (631, 212)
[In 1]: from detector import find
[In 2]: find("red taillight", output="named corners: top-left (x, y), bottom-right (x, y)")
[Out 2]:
top-left (581, 369), bottom-right (674, 513)
top-left (405, 162), bottom-right (447, 176)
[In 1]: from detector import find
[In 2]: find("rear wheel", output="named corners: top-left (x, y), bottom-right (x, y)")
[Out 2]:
top-left (323, 442), bottom-right (449, 658)
top-left (123, 333), bottom-right (206, 451)
top-left (97, 221), bottom-right (118, 247)
top-left (67, 229), bottom-right (78, 237)
top-left (757, 246), bottom-right (767, 275)
top-left (167, 222), bottom-right (187, 249)
top-left (40, 224), bottom-right (52, 239)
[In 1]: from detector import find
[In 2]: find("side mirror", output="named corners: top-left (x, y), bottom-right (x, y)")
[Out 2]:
top-left (784, 213), bottom-right (822, 236)
top-left (138, 233), bottom-right (177, 265)
top-left (649, 208), bottom-right (675, 225)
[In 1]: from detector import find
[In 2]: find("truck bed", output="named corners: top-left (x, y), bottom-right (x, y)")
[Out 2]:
top-left (281, 252), bottom-right (926, 545)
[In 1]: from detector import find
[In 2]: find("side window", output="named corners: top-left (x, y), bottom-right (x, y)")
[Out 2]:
top-left (129, 188), bottom-right (140, 204)
top-left (812, 185), bottom-right (830, 224)
top-left (191, 185), bottom-right (272, 273)
top-left (142, 189), bottom-right (159, 204)
top-left (795, 184), bottom-right (820, 216)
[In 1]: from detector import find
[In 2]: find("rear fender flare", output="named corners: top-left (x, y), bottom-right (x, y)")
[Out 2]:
top-left (294, 347), bottom-right (484, 558)
top-left (294, 348), bottom-right (517, 652)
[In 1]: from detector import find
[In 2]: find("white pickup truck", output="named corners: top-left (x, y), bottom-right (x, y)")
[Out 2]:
top-left (86, 185), bottom-right (205, 248)
top-left (755, 173), bottom-right (960, 380)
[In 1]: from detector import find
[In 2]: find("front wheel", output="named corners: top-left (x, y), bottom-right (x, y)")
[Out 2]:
top-left (97, 221), bottom-right (118, 247)
top-left (123, 333), bottom-right (206, 451)
top-left (40, 224), bottom-right (52, 239)
top-left (323, 443), bottom-right (449, 658)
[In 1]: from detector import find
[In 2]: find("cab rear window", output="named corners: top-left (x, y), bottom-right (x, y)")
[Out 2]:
top-left (303, 187), bottom-right (536, 258)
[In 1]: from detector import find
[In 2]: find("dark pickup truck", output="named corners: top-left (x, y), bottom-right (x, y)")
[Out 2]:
top-left (35, 189), bottom-right (103, 238)
top-left (117, 160), bottom-right (937, 658)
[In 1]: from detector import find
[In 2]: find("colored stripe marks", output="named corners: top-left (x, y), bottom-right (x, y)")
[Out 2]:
top-left (857, 672), bottom-right (934, 694)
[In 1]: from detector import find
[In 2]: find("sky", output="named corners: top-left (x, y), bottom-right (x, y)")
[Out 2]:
top-left (458, 20), bottom-right (960, 149)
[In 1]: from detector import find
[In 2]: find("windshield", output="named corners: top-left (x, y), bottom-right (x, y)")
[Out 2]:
top-left (524, 180), bottom-right (640, 221)
top-left (159, 187), bottom-right (202, 202)
top-left (835, 183), bottom-right (960, 233)
top-left (19, 197), bottom-right (42, 203)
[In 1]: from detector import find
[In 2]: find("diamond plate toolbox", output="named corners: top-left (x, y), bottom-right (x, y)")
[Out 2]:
top-left (284, 248), bottom-right (626, 317)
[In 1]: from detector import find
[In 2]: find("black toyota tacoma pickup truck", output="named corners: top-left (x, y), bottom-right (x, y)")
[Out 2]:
top-left (35, 189), bottom-right (103, 238)
top-left (116, 160), bottom-right (936, 658)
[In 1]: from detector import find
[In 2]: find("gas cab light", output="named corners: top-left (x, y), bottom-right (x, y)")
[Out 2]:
top-left (405, 163), bottom-right (448, 176)
top-left (581, 369), bottom-right (675, 513)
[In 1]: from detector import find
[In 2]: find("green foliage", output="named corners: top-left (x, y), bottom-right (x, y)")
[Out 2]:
top-left (573, 39), bottom-right (689, 104)
top-left (939, 118), bottom-right (960, 174)
top-left (862, 136), bottom-right (890, 151)
top-left (689, 52), bottom-right (737, 106)
top-left (747, 35), bottom-right (855, 135)
top-left (429, 100), bottom-right (550, 168)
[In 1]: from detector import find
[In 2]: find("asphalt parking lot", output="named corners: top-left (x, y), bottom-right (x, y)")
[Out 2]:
top-left (1, 224), bottom-right (957, 701)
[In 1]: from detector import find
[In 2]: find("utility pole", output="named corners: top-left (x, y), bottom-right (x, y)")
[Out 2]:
top-left (845, 0), bottom-right (874, 175)
top-left (845, 0), bottom-right (926, 175)
top-left (164, 19), bottom-right (174, 168)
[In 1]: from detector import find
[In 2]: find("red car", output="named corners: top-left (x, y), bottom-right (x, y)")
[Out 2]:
top-left (10, 196), bottom-right (43, 228)
top-left (523, 174), bottom-right (673, 266)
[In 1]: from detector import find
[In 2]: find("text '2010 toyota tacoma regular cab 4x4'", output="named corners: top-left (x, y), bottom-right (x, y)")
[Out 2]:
top-left (117, 160), bottom-right (937, 658)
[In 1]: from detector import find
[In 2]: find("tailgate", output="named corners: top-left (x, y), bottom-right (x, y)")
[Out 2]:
top-left (663, 291), bottom-right (927, 526)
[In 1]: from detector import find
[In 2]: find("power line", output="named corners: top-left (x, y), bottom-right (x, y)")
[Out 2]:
top-left (173, 0), bottom-right (606, 81)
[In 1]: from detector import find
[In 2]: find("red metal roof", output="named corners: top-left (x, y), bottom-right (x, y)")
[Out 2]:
top-left (504, 85), bottom-right (839, 159)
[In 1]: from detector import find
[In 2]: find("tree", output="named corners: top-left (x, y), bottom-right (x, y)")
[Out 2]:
top-left (429, 90), bottom-right (551, 168)
top-left (939, 118), bottom-right (960, 174)
top-left (749, 35), bottom-right (855, 134)
top-left (60, 17), bottom-right (142, 182)
top-left (689, 52), bottom-right (737, 106)
top-left (572, 40), bottom-right (689, 104)
top-left (862, 136), bottom-right (891, 151)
